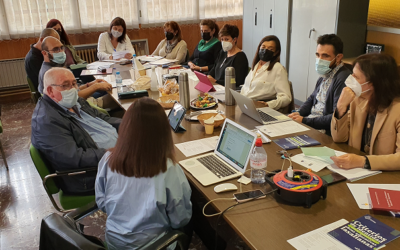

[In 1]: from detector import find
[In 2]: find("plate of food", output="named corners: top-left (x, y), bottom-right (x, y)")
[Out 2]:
top-left (190, 93), bottom-right (217, 110)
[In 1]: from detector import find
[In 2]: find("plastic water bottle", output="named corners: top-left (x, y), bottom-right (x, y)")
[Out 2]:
top-left (116, 71), bottom-right (123, 93)
top-left (132, 54), bottom-right (136, 69)
top-left (250, 138), bottom-right (267, 184)
top-left (150, 66), bottom-right (158, 91)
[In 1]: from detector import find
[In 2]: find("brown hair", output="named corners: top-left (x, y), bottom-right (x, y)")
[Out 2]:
top-left (200, 19), bottom-right (219, 38)
top-left (164, 21), bottom-right (182, 42)
top-left (353, 53), bottom-right (400, 113)
top-left (108, 17), bottom-right (127, 43)
top-left (108, 97), bottom-right (176, 177)
top-left (46, 19), bottom-right (71, 46)
top-left (252, 35), bottom-right (281, 71)
top-left (219, 24), bottom-right (239, 39)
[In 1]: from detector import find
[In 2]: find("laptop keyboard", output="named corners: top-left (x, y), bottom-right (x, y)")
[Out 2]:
top-left (257, 110), bottom-right (278, 123)
top-left (197, 155), bottom-right (237, 178)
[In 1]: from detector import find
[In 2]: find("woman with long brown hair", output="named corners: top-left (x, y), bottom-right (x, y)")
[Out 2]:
top-left (46, 19), bottom-right (85, 66)
top-left (240, 35), bottom-right (291, 111)
top-left (331, 53), bottom-right (400, 171)
top-left (152, 21), bottom-right (188, 64)
top-left (95, 97), bottom-right (192, 249)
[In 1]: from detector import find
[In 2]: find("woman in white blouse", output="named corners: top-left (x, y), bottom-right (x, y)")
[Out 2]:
top-left (152, 21), bottom-right (187, 64)
top-left (97, 17), bottom-right (135, 61)
top-left (241, 35), bottom-right (291, 111)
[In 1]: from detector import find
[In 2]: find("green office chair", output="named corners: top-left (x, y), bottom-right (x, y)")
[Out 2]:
top-left (0, 119), bottom-right (9, 170)
top-left (29, 144), bottom-right (95, 213)
top-left (27, 77), bottom-right (41, 104)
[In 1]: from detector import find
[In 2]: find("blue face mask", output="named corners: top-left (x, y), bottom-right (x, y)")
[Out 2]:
top-left (50, 51), bottom-right (66, 65)
top-left (315, 57), bottom-right (335, 75)
top-left (58, 88), bottom-right (78, 108)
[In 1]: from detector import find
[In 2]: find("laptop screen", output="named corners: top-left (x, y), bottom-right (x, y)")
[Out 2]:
top-left (216, 122), bottom-right (255, 169)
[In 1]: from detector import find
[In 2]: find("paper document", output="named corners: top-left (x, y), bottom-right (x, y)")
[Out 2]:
top-left (347, 183), bottom-right (400, 209)
top-left (256, 121), bottom-right (309, 137)
top-left (86, 61), bottom-right (114, 70)
top-left (95, 74), bottom-right (133, 88)
top-left (302, 147), bottom-right (336, 157)
top-left (112, 50), bottom-right (129, 60)
top-left (137, 55), bottom-right (163, 62)
top-left (288, 219), bottom-right (351, 250)
top-left (291, 154), bottom-right (331, 172)
top-left (175, 136), bottom-right (219, 157)
top-left (149, 58), bottom-right (178, 65)
top-left (327, 162), bottom-right (381, 182)
top-left (209, 85), bottom-right (226, 102)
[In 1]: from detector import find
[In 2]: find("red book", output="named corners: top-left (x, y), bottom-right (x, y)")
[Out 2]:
top-left (369, 188), bottom-right (400, 212)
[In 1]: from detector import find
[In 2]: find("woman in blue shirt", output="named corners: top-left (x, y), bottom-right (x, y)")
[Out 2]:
top-left (95, 97), bottom-right (192, 250)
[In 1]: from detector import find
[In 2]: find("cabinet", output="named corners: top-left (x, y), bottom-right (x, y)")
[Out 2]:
top-left (242, 0), bottom-right (291, 69)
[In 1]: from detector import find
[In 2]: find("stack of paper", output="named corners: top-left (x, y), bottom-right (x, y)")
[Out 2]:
top-left (137, 55), bottom-right (163, 62)
top-left (327, 164), bottom-right (381, 182)
top-left (112, 50), bottom-right (130, 60)
top-left (256, 121), bottom-right (309, 137)
top-left (95, 74), bottom-right (134, 88)
top-left (86, 61), bottom-right (114, 70)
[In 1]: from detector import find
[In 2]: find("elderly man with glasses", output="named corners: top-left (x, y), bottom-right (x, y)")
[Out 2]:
top-left (31, 67), bottom-right (121, 195)
top-left (37, 36), bottom-right (112, 98)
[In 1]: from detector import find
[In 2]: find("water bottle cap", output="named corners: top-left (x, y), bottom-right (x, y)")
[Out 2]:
top-left (255, 138), bottom-right (263, 147)
top-left (133, 54), bottom-right (136, 58)
top-left (116, 71), bottom-right (120, 75)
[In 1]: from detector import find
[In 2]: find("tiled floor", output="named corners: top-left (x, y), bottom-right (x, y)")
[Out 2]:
top-left (0, 99), bottom-right (250, 250)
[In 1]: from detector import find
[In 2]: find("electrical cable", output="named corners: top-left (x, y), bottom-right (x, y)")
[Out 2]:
top-left (213, 189), bottom-right (277, 250)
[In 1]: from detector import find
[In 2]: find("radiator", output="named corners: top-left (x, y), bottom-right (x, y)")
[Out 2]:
top-left (0, 58), bottom-right (27, 89)
top-left (76, 48), bottom-right (97, 63)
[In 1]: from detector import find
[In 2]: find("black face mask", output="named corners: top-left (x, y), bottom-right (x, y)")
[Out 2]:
top-left (201, 32), bottom-right (211, 41)
top-left (56, 29), bottom-right (62, 36)
top-left (165, 32), bottom-right (174, 41)
top-left (258, 49), bottom-right (274, 62)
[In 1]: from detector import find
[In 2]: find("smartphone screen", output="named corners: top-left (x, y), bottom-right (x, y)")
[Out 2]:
top-left (234, 190), bottom-right (264, 201)
top-left (321, 172), bottom-right (346, 185)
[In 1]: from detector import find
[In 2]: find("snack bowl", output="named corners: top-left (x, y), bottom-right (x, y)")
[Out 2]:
top-left (197, 113), bottom-right (226, 128)
top-left (158, 94), bottom-right (180, 109)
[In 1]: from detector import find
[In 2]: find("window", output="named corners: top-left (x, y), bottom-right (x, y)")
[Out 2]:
top-left (0, 0), bottom-right (242, 40)
top-left (78, 0), bottom-right (139, 32)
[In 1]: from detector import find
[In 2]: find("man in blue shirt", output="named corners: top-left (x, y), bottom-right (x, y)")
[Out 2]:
top-left (31, 67), bottom-right (121, 195)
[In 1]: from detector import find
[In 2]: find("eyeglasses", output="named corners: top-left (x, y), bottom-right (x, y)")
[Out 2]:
top-left (47, 45), bottom-right (65, 53)
top-left (51, 82), bottom-right (78, 90)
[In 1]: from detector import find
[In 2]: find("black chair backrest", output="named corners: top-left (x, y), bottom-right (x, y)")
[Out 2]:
top-left (39, 213), bottom-right (105, 250)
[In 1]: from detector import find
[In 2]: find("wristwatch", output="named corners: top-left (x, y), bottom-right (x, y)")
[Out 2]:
top-left (363, 156), bottom-right (371, 170)
top-left (199, 67), bottom-right (202, 72)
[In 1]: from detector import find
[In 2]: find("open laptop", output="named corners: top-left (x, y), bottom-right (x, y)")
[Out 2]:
top-left (230, 89), bottom-right (291, 125)
top-left (179, 119), bottom-right (257, 186)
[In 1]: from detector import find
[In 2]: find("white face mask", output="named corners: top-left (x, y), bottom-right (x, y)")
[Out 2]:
top-left (111, 29), bottom-right (123, 38)
top-left (222, 41), bottom-right (233, 52)
top-left (345, 75), bottom-right (370, 97)
top-left (58, 88), bottom-right (78, 108)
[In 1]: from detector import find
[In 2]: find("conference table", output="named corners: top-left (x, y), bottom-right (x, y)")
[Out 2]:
top-left (105, 70), bottom-right (400, 250)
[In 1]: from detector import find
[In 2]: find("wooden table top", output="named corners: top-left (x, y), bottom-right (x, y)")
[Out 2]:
top-left (107, 88), bottom-right (400, 250)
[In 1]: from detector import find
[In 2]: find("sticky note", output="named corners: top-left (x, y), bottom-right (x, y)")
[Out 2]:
top-left (237, 176), bottom-right (251, 185)
top-left (301, 147), bottom-right (335, 157)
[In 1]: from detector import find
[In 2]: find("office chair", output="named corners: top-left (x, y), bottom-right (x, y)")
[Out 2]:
top-left (0, 119), bottom-right (8, 170)
top-left (27, 77), bottom-right (41, 104)
top-left (30, 144), bottom-right (95, 213)
top-left (39, 201), bottom-right (190, 250)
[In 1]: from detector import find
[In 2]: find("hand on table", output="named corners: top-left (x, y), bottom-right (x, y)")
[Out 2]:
top-left (91, 79), bottom-right (113, 91)
top-left (188, 62), bottom-right (195, 70)
top-left (337, 87), bottom-right (356, 117)
top-left (207, 75), bottom-right (217, 84)
top-left (288, 112), bottom-right (299, 118)
top-left (289, 113), bottom-right (303, 123)
top-left (125, 53), bottom-right (132, 59)
top-left (109, 56), bottom-right (113, 60)
top-left (330, 154), bottom-right (366, 169)
top-left (257, 101), bottom-right (269, 107)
